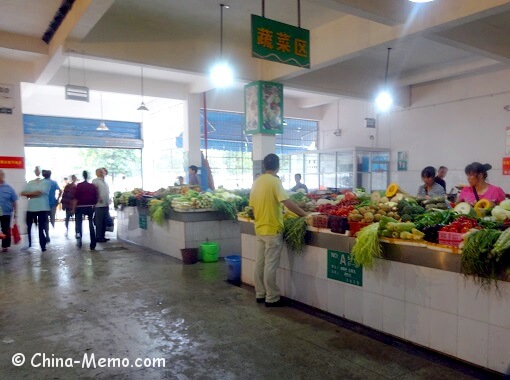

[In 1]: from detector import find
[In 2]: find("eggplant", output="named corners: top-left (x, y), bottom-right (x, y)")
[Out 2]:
top-left (422, 224), bottom-right (444, 243)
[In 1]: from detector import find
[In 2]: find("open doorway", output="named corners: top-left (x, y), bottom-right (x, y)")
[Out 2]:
top-left (25, 146), bottom-right (142, 192)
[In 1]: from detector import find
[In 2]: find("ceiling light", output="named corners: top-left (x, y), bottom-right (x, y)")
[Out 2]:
top-left (375, 91), bottom-right (393, 111)
top-left (96, 121), bottom-right (108, 131)
top-left (137, 102), bottom-right (149, 111)
top-left (97, 92), bottom-right (109, 131)
top-left (409, 0), bottom-right (434, 2)
top-left (65, 53), bottom-right (89, 102)
top-left (211, 62), bottom-right (234, 88)
top-left (209, 4), bottom-right (234, 88)
top-left (137, 66), bottom-right (149, 111)
top-left (375, 48), bottom-right (393, 112)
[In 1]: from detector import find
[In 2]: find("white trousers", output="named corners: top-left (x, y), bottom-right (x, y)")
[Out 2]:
top-left (254, 234), bottom-right (283, 303)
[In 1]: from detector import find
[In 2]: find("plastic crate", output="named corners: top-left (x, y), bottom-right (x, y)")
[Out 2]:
top-left (330, 216), bottom-right (348, 233)
top-left (438, 231), bottom-right (463, 247)
top-left (312, 214), bottom-right (330, 229)
top-left (348, 221), bottom-right (371, 236)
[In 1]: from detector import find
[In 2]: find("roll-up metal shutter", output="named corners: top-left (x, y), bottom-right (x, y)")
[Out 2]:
top-left (23, 114), bottom-right (143, 149)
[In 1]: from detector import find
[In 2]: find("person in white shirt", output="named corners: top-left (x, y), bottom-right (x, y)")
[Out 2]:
top-left (92, 168), bottom-right (110, 242)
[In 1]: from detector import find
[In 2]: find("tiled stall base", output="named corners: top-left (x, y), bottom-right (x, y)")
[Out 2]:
top-left (117, 209), bottom-right (241, 260)
top-left (240, 232), bottom-right (510, 375)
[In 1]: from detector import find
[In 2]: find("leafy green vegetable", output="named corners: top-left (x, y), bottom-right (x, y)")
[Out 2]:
top-left (283, 217), bottom-right (308, 254)
top-left (491, 227), bottom-right (510, 257)
top-left (413, 210), bottom-right (455, 230)
top-left (212, 198), bottom-right (238, 220)
top-left (351, 222), bottom-right (382, 269)
top-left (461, 229), bottom-right (502, 288)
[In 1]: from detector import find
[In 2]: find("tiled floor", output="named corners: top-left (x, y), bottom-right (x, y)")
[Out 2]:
top-left (0, 222), bottom-right (495, 379)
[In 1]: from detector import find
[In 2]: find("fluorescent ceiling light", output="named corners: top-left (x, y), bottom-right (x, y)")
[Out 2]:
top-left (409, 0), bottom-right (434, 2)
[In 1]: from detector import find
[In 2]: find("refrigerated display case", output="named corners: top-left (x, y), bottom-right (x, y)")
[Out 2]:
top-left (283, 147), bottom-right (390, 192)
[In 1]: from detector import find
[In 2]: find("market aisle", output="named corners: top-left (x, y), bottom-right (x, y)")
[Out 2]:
top-left (0, 222), bottom-right (487, 379)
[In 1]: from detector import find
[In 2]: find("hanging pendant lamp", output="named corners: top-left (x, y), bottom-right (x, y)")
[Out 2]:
top-left (137, 67), bottom-right (149, 111)
top-left (97, 92), bottom-right (109, 131)
top-left (375, 47), bottom-right (393, 111)
top-left (210, 4), bottom-right (233, 88)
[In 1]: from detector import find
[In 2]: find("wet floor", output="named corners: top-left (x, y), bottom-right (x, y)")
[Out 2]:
top-left (0, 222), bottom-right (494, 379)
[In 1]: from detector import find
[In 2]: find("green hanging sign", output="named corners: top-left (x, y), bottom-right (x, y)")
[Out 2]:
top-left (251, 15), bottom-right (310, 69)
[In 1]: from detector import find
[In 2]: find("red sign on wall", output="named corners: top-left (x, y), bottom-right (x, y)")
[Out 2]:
top-left (0, 156), bottom-right (24, 169)
top-left (503, 157), bottom-right (510, 175)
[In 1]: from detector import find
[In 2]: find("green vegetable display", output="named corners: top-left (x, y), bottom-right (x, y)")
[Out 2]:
top-left (490, 227), bottom-right (510, 257)
top-left (461, 229), bottom-right (503, 288)
top-left (212, 198), bottom-right (238, 220)
top-left (413, 210), bottom-right (455, 230)
top-left (351, 223), bottom-right (382, 268)
top-left (283, 217), bottom-right (308, 254)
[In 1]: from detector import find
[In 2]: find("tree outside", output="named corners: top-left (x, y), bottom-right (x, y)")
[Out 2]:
top-left (25, 147), bottom-right (142, 193)
top-left (79, 148), bottom-right (141, 185)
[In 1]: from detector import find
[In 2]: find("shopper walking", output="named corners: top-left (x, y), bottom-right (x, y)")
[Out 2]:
top-left (61, 174), bottom-right (77, 236)
top-left (92, 168), bottom-right (110, 242)
top-left (21, 166), bottom-right (50, 251)
top-left (42, 169), bottom-right (61, 243)
top-left (73, 171), bottom-right (98, 250)
top-left (0, 170), bottom-right (18, 253)
top-left (249, 154), bottom-right (308, 307)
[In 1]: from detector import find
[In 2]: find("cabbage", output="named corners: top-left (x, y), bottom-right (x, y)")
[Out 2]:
top-left (316, 199), bottom-right (335, 206)
top-left (491, 206), bottom-right (508, 221)
top-left (499, 199), bottom-right (510, 211)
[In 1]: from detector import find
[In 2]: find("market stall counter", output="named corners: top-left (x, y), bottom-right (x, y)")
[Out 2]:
top-left (239, 220), bottom-right (510, 375)
top-left (117, 207), bottom-right (241, 260)
top-left (114, 187), bottom-right (247, 260)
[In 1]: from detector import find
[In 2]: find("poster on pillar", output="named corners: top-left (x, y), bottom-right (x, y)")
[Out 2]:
top-left (244, 81), bottom-right (284, 135)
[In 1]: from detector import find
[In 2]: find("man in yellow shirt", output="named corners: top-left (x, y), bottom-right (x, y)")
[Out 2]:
top-left (249, 154), bottom-right (308, 307)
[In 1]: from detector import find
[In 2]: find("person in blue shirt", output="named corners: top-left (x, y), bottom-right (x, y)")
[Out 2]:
top-left (42, 169), bottom-right (61, 243)
top-left (21, 166), bottom-right (51, 251)
top-left (0, 169), bottom-right (18, 253)
top-left (291, 173), bottom-right (308, 193)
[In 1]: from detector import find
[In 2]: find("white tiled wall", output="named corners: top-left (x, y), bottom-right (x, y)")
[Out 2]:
top-left (117, 209), bottom-right (241, 260)
top-left (240, 232), bottom-right (510, 375)
top-left (457, 317), bottom-right (489, 368)
top-left (382, 296), bottom-right (405, 338)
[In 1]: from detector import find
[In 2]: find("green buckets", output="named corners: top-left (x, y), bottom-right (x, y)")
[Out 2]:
top-left (201, 242), bottom-right (219, 263)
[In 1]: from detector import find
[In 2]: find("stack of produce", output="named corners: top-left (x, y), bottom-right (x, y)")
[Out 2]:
top-left (378, 216), bottom-right (424, 240)
top-left (283, 216), bottom-right (308, 254)
top-left (289, 192), bottom-right (317, 212)
top-left (461, 228), bottom-right (510, 288)
top-left (416, 196), bottom-right (449, 210)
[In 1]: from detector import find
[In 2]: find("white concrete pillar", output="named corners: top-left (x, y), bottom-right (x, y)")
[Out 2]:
top-left (0, 80), bottom-right (28, 232)
top-left (183, 93), bottom-right (202, 166)
top-left (252, 134), bottom-right (276, 178)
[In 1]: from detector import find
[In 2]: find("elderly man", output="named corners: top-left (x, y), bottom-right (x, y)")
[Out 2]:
top-left (0, 170), bottom-right (18, 252)
top-left (21, 166), bottom-right (50, 251)
top-left (92, 168), bottom-right (110, 242)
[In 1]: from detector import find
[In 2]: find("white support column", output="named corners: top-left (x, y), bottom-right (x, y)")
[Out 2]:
top-left (251, 134), bottom-right (276, 178)
top-left (183, 93), bottom-right (202, 182)
top-left (0, 80), bottom-right (29, 232)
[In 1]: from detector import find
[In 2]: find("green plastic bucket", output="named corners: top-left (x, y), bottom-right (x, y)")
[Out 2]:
top-left (201, 242), bottom-right (219, 263)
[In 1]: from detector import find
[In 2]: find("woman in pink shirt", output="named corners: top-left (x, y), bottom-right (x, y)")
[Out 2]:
top-left (458, 162), bottom-right (506, 205)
